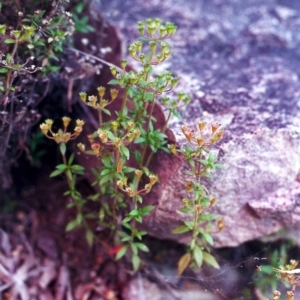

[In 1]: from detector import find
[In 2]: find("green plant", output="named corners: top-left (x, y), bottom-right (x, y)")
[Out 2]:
top-left (170, 122), bottom-right (224, 274)
top-left (271, 259), bottom-right (300, 300)
top-left (72, 1), bottom-right (95, 33)
top-left (0, 0), bottom-right (74, 187)
top-left (40, 18), bottom-right (224, 272)
top-left (254, 243), bottom-right (292, 297)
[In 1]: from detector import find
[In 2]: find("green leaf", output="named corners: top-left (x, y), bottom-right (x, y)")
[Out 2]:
top-left (140, 205), bottom-right (154, 215)
top-left (203, 252), bottom-right (220, 269)
top-left (107, 79), bottom-right (119, 85)
top-left (4, 39), bottom-right (15, 44)
top-left (60, 143), bottom-right (66, 155)
top-left (144, 93), bottom-right (154, 101)
top-left (178, 253), bottom-right (191, 275)
top-left (71, 165), bottom-right (85, 174)
top-left (179, 207), bottom-right (192, 214)
top-left (135, 243), bottom-right (149, 252)
top-left (202, 232), bottom-right (214, 246)
top-left (68, 153), bottom-right (75, 165)
top-left (76, 213), bottom-right (83, 224)
top-left (131, 243), bottom-right (138, 254)
top-left (172, 225), bottom-right (190, 234)
top-left (132, 254), bottom-right (141, 271)
top-left (122, 216), bottom-right (132, 224)
top-left (183, 221), bottom-right (194, 230)
top-left (120, 145), bottom-right (130, 160)
top-left (171, 109), bottom-right (182, 119)
top-left (0, 68), bottom-right (8, 73)
top-left (102, 108), bottom-right (111, 115)
top-left (50, 169), bottom-right (64, 177)
top-left (56, 164), bottom-right (68, 170)
top-left (193, 245), bottom-right (203, 268)
top-left (86, 230), bottom-right (94, 246)
top-left (66, 219), bottom-right (79, 231)
top-left (116, 245), bottom-right (128, 260)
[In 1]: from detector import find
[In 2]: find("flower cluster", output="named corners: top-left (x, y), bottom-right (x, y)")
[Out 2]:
top-left (40, 117), bottom-right (84, 144)
top-left (117, 171), bottom-right (158, 197)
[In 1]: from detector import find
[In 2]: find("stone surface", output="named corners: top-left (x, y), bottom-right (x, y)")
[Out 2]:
top-left (98, 0), bottom-right (300, 247)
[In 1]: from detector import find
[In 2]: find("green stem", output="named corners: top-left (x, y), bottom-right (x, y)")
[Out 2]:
top-left (120, 88), bottom-right (128, 116)
top-left (162, 109), bottom-right (172, 133)
top-left (62, 152), bottom-right (109, 250)
top-left (98, 108), bottom-right (102, 127)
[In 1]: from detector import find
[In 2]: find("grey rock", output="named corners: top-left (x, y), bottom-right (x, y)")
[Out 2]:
top-left (99, 0), bottom-right (300, 247)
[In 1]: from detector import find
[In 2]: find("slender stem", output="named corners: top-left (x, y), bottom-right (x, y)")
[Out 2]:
top-left (61, 152), bottom-right (110, 250)
top-left (98, 108), bottom-right (102, 127)
top-left (162, 109), bottom-right (172, 133)
top-left (120, 88), bottom-right (128, 116)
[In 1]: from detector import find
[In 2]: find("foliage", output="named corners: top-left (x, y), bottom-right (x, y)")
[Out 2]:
top-left (40, 18), bottom-right (224, 272)
top-left (0, 0), bottom-right (74, 187)
top-left (271, 259), bottom-right (300, 300)
top-left (254, 242), bottom-right (292, 297)
top-left (170, 122), bottom-right (224, 274)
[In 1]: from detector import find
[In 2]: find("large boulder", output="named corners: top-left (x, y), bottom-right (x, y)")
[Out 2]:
top-left (99, 0), bottom-right (300, 247)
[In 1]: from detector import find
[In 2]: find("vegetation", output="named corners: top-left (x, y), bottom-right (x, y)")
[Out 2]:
top-left (40, 17), bottom-right (225, 272)
top-left (2, 1), bottom-right (298, 299)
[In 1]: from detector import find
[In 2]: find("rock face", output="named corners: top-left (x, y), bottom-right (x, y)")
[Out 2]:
top-left (99, 0), bottom-right (300, 247)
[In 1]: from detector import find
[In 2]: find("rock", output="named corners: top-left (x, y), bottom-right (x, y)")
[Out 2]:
top-left (99, 0), bottom-right (300, 247)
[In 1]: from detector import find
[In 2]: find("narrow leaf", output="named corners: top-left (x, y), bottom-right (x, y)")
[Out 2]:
top-left (132, 254), bottom-right (141, 271)
top-left (178, 253), bottom-right (191, 275)
top-left (172, 225), bottom-right (190, 234)
top-left (193, 246), bottom-right (203, 268)
top-left (116, 245), bottom-right (128, 260)
top-left (203, 252), bottom-right (220, 269)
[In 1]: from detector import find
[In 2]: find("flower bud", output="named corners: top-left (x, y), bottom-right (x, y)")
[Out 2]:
top-left (76, 119), bottom-right (84, 127)
top-left (126, 187), bottom-right (136, 197)
top-left (210, 197), bottom-right (217, 207)
top-left (40, 123), bottom-right (49, 135)
top-left (166, 22), bottom-right (177, 35)
top-left (159, 25), bottom-right (167, 36)
top-left (273, 290), bottom-right (281, 300)
top-left (62, 116), bottom-right (71, 128)
top-left (290, 260), bottom-right (298, 269)
top-left (198, 121), bottom-right (206, 132)
top-left (98, 129), bottom-right (108, 143)
top-left (121, 59), bottom-right (127, 70)
top-left (182, 198), bottom-right (189, 207)
top-left (137, 21), bottom-right (145, 35)
top-left (217, 219), bottom-right (225, 231)
top-left (79, 91), bottom-right (87, 102)
top-left (135, 169), bottom-right (143, 179)
top-left (195, 205), bottom-right (203, 213)
top-left (91, 143), bottom-right (100, 154)
top-left (77, 143), bottom-right (85, 152)
top-left (45, 118), bottom-right (53, 126)
top-left (110, 66), bottom-right (117, 76)
top-left (287, 291), bottom-right (294, 300)
top-left (149, 174), bottom-right (158, 185)
top-left (211, 123), bottom-right (220, 134)
top-left (133, 129), bottom-right (141, 139)
top-left (111, 121), bottom-right (119, 132)
top-left (117, 180), bottom-right (124, 189)
top-left (168, 144), bottom-right (177, 154)
top-left (129, 45), bottom-right (137, 57)
top-left (144, 183), bottom-right (152, 193)
top-left (110, 88), bottom-right (118, 100)
top-left (149, 41), bottom-right (157, 53)
top-left (135, 41), bottom-right (143, 53)
top-left (97, 86), bottom-right (105, 98)
top-left (88, 95), bottom-right (97, 106)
